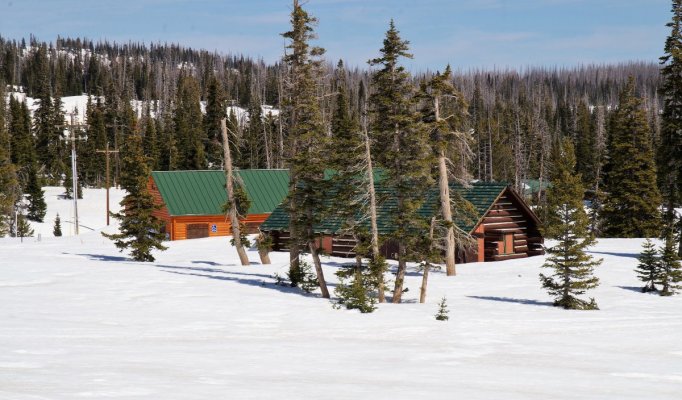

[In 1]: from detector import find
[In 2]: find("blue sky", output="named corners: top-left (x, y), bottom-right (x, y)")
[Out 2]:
top-left (0, 0), bottom-right (671, 71)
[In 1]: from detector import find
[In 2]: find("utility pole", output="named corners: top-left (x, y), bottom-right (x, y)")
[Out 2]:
top-left (61, 112), bottom-right (87, 235)
top-left (96, 141), bottom-right (119, 225)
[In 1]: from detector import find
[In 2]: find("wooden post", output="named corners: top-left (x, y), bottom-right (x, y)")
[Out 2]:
top-left (221, 119), bottom-right (250, 266)
top-left (96, 141), bottom-right (119, 226)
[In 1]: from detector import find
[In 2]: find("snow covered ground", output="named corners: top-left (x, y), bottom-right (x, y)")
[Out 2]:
top-left (1, 189), bottom-right (681, 399)
top-left (24, 186), bottom-right (126, 238)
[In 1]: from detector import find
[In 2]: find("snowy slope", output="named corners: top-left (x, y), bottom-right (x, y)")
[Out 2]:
top-left (24, 186), bottom-right (126, 238)
top-left (1, 193), bottom-right (681, 399)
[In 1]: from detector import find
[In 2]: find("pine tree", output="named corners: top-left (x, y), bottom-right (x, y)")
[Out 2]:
top-left (421, 65), bottom-right (472, 277)
top-left (334, 265), bottom-right (377, 313)
top-left (281, 0), bottom-right (330, 297)
top-left (25, 164), bottom-right (46, 222)
top-left (8, 96), bottom-right (36, 170)
top-left (658, 216), bottom-right (682, 296)
top-left (204, 75), bottom-right (226, 168)
top-left (635, 239), bottom-right (660, 292)
top-left (0, 83), bottom-right (20, 237)
top-left (103, 132), bottom-right (167, 262)
top-left (369, 21), bottom-right (434, 303)
top-left (53, 213), bottom-right (62, 237)
top-left (659, 0), bottom-right (682, 256)
top-left (242, 94), bottom-right (265, 169)
top-left (602, 78), bottom-right (662, 238)
top-left (435, 297), bottom-right (449, 321)
top-left (174, 74), bottom-right (206, 170)
top-left (540, 138), bottom-right (601, 310)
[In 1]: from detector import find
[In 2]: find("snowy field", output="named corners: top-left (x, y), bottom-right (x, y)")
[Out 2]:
top-left (1, 189), bottom-right (681, 399)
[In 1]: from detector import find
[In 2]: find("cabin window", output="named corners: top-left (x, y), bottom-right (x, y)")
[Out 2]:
top-left (502, 233), bottom-right (514, 255)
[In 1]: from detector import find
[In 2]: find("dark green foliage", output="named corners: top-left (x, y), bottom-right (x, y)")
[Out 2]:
top-left (658, 223), bottom-right (682, 296)
top-left (540, 138), bottom-right (601, 310)
top-left (25, 164), bottom-right (46, 222)
top-left (281, 0), bottom-right (329, 287)
top-left (369, 21), bottom-right (433, 301)
top-left (636, 239), bottom-right (660, 292)
top-left (221, 182), bottom-right (252, 248)
top-left (242, 94), bottom-right (266, 169)
top-left (174, 74), bottom-right (206, 170)
top-left (53, 213), bottom-right (62, 237)
top-left (435, 297), bottom-right (449, 321)
top-left (203, 75), bottom-right (226, 168)
top-left (0, 82), bottom-right (20, 237)
top-left (659, 0), bottom-right (682, 256)
top-left (602, 78), bottom-right (662, 238)
top-left (103, 132), bottom-right (167, 262)
top-left (8, 96), bottom-right (36, 169)
top-left (334, 264), bottom-right (377, 313)
top-left (287, 260), bottom-right (319, 293)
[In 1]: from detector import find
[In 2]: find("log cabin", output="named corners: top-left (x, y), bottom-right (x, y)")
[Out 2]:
top-left (260, 182), bottom-right (544, 263)
top-left (149, 170), bottom-right (289, 241)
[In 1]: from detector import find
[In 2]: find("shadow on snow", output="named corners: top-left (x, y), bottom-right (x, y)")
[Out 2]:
top-left (467, 295), bottom-right (553, 307)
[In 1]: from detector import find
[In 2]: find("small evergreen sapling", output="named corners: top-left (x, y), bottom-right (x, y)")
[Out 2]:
top-left (334, 264), bottom-right (377, 313)
top-left (53, 214), bottom-right (62, 237)
top-left (635, 239), bottom-right (660, 292)
top-left (435, 297), bottom-right (449, 321)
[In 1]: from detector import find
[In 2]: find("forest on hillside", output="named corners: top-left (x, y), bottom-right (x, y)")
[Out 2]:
top-left (0, 34), bottom-right (663, 191)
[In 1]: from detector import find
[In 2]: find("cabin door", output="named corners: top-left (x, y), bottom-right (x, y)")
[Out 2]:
top-left (186, 223), bottom-right (209, 239)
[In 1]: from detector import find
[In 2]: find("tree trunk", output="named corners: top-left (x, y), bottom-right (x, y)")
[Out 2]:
top-left (221, 119), bottom-right (250, 266)
top-left (257, 232), bottom-right (271, 264)
top-left (308, 241), bottom-right (330, 298)
top-left (420, 264), bottom-right (429, 304)
top-left (420, 217), bottom-right (436, 304)
top-left (392, 241), bottom-right (407, 303)
top-left (363, 127), bottom-right (384, 302)
top-left (438, 153), bottom-right (456, 276)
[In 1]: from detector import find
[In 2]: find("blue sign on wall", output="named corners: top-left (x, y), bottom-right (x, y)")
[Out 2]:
top-left (211, 224), bottom-right (218, 233)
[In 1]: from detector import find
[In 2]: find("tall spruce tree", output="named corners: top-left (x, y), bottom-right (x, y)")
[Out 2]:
top-left (659, 0), bottom-right (682, 256)
top-left (0, 83), bottom-right (20, 237)
top-left (25, 163), bottom-right (46, 222)
top-left (602, 78), bottom-right (662, 238)
top-left (281, 0), bottom-right (330, 297)
top-left (369, 21), bottom-right (434, 303)
top-left (540, 138), bottom-right (601, 310)
top-left (204, 75), bottom-right (226, 168)
top-left (103, 132), bottom-right (167, 262)
top-left (174, 74), bottom-right (206, 170)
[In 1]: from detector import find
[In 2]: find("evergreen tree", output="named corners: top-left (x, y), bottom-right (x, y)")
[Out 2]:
top-left (103, 132), bottom-right (167, 262)
top-left (25, 164), bottom-right (46, 222)
top-left (369, 21), bottom-right (434, 303)
top-left (204, 75), bottom-right (226, 168)
top-left (0, 83), bottom-right (20, 237)
top-left (334, 265), bottom-right (377, 313)
top-left (540, 138), bottom-right (601, 310)
top-left (242, 94), bottom-right (266, 169)
top-left (141, 108), bottom-right (159, 170)
top-left (602, 78), bottom-right (662, 238)
top-left (659, 0), bottom-right (682, 256)
top-left (53, 213), bottom-right (62, 237)
top-left (658, 214), bottom-right (682, 296)
top-left (635, 239), bottom-right (661, 292)
top-left (174, 74), bottom-right (206, 170)
top-left (435, 297), bottom-right (449, 321)
top-left (281, 0), bottom-right (330, 297)
top-left (8, 96), bottom-right (35, 170)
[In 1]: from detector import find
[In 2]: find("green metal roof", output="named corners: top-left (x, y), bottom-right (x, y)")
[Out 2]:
top-left (151, 170), bottom-right (290, 216)
top-left (260, 182), bottom-right (509, 235)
